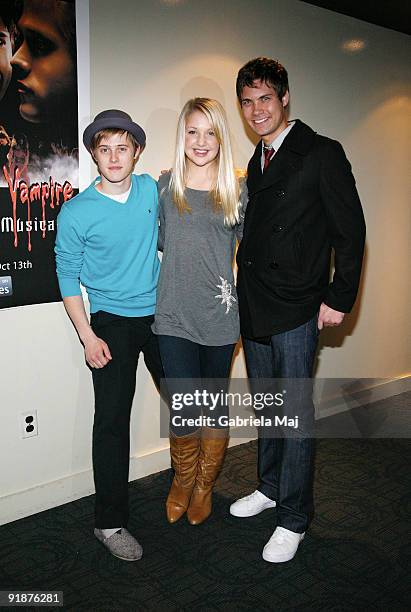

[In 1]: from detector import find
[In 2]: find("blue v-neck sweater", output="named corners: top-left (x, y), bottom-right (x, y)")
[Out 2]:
top-left (55, 174), bottom-right (160, 316)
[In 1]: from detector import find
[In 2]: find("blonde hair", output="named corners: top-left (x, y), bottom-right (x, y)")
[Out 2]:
top-left (170, 98), bottom-right (240, 226)
top-left (91, 128), bottom-right (140, 154)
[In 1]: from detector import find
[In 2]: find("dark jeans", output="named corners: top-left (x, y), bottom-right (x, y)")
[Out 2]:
top-left (91, 311), bottom-right (163, 528)
top-left (243, 314), bottom-right (319, 533)
top-left (157, 335), bottom-right (235, 436)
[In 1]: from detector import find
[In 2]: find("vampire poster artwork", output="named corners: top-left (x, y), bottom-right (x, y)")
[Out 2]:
top-left (0, 0), bottom-right (78, 308)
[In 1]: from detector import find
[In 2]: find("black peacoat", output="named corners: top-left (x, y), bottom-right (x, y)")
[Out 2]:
top-left (236, 119), bottom-right (366, 340)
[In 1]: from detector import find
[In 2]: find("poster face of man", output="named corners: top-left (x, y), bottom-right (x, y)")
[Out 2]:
top-left (12, 0), bottom-right (77, 123)
top-left (0, 0), bottom-right (79, 309)
top-left (0, 17), bottom-right (13, 101)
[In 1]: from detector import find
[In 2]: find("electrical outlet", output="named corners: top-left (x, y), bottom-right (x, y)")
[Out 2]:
top-left (21, 411), bottom-right (38, 438)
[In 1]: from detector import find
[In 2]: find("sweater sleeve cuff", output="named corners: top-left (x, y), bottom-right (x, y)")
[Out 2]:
top-left (323, 291), bottom-right (354, 314)
top-left (58, 277), bottom-right (82, 298)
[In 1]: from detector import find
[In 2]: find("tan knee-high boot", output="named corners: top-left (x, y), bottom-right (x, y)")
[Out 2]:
top-left (187, 428), bottom-right (229, 525)
top-left (166, 430), bottom-right (200, 524)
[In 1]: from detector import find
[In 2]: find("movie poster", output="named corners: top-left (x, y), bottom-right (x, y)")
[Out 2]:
top-left (0, 0), bottom-right (78, 308)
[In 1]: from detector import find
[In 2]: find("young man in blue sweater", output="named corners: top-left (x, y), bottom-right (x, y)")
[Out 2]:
top-left (55, 110), bottom-right (163, 561)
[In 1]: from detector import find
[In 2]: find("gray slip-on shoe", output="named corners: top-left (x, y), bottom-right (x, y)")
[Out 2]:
top-left (94, 528), bottom-right (143, 561)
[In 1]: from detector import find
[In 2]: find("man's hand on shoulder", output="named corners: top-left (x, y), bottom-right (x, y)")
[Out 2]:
top-left (318, 303), bottom-right (345, 330)
top-left (84, 334), bottom-right (112, 369)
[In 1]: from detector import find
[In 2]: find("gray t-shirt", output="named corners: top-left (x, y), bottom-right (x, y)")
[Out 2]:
top-left (153, 173), bottom-right (247, 346)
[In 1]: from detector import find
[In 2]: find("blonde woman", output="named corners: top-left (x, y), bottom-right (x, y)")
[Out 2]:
top-left (153, 98), bottom-right (247, 525)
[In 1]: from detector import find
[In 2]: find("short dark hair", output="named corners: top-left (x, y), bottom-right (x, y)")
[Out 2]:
top-left (0, 1), bottom-right (22, 48)
top-left (53, 0), bottom-right (77, 61)
top-left (236, 57), bottom-right (289, 101)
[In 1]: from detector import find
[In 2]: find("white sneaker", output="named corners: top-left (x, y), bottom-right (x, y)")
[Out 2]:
top-left (230, 490), bottom-right (276, 517)
top-left (262, 526), bottom-right (305, 563)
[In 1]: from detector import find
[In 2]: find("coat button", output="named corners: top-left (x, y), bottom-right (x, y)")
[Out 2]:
top-left (244, 260), bottom-right (252, 267)
top-left (270, 261), bottom-right (279, 270)
top-left (275, 190), bottom-right (285, 197)
top-left (273, 224), bottom-right (284, 232)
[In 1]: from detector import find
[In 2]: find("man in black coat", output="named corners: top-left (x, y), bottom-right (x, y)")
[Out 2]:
top-left (230, 57), bottom-right (366, 562)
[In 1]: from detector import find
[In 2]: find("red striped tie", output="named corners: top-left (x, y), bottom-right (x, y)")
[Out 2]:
top-left (263, 147), bottom-right (275, 171)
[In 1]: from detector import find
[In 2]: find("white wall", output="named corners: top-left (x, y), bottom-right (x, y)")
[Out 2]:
top-left (1, 0), bottom-right (410, 524)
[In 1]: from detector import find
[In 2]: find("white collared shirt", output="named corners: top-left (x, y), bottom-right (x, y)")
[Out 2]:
top-left (260, 120), bottom-right (295, 171)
